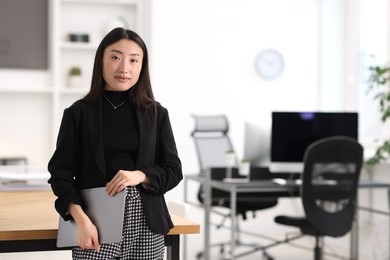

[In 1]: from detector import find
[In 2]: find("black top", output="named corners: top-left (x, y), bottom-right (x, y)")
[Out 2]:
top-left (102, 90), bottom-right (139, 181)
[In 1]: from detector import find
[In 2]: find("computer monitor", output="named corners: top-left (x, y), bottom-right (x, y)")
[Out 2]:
top-left (269, 111), bottom-right (358, 173)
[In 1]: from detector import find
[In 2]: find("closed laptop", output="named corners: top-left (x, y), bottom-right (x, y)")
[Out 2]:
top-left (56, 187), bottom-right (126, 248)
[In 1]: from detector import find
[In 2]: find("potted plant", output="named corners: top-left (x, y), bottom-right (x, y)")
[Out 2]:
top-left (68, 66), bottom-right (83, 87)
top-left (366, 64), bottom-right (390, 165)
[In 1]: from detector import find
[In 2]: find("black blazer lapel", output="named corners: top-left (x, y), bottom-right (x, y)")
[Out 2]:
top-left (135, 109), bottom-right (157, 168)
top-left (87, 99), bottom-right (106, 176)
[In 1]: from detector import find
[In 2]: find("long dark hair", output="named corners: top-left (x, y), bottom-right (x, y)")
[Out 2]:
top-left (84, 27), bottom-right (156, 123)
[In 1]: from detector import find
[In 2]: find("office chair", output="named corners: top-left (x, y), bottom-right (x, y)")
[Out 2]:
top-left (272, 136), bottom-right (363, 260)
top-left (191, 115), bottom-right (278, 259)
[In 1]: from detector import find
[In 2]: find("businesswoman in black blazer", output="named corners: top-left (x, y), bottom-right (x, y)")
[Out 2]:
top-left (48, 27), bottom-right (182, 260)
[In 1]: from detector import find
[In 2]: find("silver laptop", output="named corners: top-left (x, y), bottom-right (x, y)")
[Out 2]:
top-left (56, 187), bottom-right (126, 248)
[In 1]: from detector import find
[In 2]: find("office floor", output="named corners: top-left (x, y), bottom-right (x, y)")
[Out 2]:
top-left (180, 196), bottom-right (389, 260)
top-left (2, 194), bottom-right (389, 260)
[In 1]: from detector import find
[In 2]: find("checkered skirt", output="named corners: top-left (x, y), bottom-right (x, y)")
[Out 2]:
top-left (72, 186), bottom-right (165, 260)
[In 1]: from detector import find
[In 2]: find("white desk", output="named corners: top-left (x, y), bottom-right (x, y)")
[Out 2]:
top-left (0, 172), bottom-right (49, 181)
top-left (0, 170), bottom-right (50, 190)
top-left (185, 172), bottom-right (390, 260)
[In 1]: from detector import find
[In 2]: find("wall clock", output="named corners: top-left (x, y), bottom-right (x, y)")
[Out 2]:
top-left (255, 49), bottom-right (284, 80)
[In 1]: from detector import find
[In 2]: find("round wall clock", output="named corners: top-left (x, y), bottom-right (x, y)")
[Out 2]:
top-left (255, 49), bottom-right (284, 80)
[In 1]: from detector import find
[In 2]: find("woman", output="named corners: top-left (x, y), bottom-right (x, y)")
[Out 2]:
top-left (48, 27), bottom-right (182, 259)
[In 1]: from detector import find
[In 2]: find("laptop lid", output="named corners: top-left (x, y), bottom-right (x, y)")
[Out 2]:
top-left (56, 187), bottom-right (126, 248)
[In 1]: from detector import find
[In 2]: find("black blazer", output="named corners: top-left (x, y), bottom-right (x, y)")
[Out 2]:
top-left (48, 98), bottom-right (182, 235)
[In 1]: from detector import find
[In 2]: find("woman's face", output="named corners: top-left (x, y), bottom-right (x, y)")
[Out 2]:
top-left (102, 39), bottom-right (143, 91)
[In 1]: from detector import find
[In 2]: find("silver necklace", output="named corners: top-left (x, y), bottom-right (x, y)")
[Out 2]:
top-left (103, 95), bottom-right (129, 109)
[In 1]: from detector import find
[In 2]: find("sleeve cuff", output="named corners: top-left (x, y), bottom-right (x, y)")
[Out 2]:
top-left (55, 193), bottom-right (82, 221)
top-left (142, 183), bottom-right (156, 190)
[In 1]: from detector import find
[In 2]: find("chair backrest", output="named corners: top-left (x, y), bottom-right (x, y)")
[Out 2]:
top-left (191, 115), bottom-right (237, 174)
top-left (301, 136), bottom-right (363, 237)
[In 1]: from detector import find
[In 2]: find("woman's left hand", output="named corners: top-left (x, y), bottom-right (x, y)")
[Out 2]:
top-left (106, 170), bottom-right (148, 196)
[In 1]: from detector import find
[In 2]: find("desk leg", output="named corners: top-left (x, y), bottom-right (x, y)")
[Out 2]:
top-left (230, 186), bottom-right (237, 260)
top-left (183, 177), bottom-right (189, 260)
top-left (388, 189), bottom-right (390, 259)
top-left (204, 172), bottom-right (211, 260)
top-left (165, 235), bottom-right (180, 260)
top-left (350, 206), bottom-right (359, 260)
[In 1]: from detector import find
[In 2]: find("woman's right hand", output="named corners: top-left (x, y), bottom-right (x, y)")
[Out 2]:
top-left (69, 203), bottom-right (101, 252)
top-left (77, 219), bottom-right (101, 252)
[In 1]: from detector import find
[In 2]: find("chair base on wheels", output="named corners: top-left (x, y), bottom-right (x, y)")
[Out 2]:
top-left (195, 219), bottom-right (275, 260)
top-left (195, 238), bottom-right (274, 260)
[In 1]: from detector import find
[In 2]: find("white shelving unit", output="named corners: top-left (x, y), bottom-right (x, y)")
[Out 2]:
top-left (0, 0), bottom-right (150, 165)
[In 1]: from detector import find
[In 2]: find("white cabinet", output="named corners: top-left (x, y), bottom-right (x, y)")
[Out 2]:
top-left (56, 0), bottom-right (141, 90)
top-left (0, 0), bottom-right (150, 165)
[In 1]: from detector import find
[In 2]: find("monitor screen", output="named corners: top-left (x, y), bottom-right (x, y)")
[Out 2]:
top-left (270, 111), bottom-right (358, 173)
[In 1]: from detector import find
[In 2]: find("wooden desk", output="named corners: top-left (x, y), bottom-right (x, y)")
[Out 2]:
top-left (0, 190), bottom-right (200, 260)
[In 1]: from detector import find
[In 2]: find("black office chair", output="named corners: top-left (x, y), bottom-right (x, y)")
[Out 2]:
top-left (191, 115), bottom-right (278, 259)
top-left (272, 136), bottom-right (363, 260)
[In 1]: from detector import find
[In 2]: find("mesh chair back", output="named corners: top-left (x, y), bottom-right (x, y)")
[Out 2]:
top-left (191, 115), bottom-right (279, 218)
top-left (301, 136), bottom-right (363, 237)
top-left (191, 115), bottom-right (236, 173)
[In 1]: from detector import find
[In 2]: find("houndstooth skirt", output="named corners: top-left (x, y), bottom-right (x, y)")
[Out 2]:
top-left (72, 186), bottom-right (165, 260)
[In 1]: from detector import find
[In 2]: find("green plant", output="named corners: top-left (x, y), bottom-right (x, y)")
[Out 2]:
top-left (366, 64), bottom-right (390, 165)
top-left (69, 66), bottom-right (81, 76)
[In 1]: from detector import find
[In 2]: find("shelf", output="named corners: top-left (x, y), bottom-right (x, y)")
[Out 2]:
top-left (59, 87), bottom-right (89, 95)
top-left (61, 42), bottom-right (98, 51)
top-left (61, 0), bottom-right (137, 5)
top-left (0, 87), bottom-right (53, 94)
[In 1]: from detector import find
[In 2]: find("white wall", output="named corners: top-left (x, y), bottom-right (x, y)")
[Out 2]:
top-left (149, 0), bottom-right (390, 203)
top-left (357, 0), bottom-right (390, 150)
top-left (150, 0), bottom-right (322, 176)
